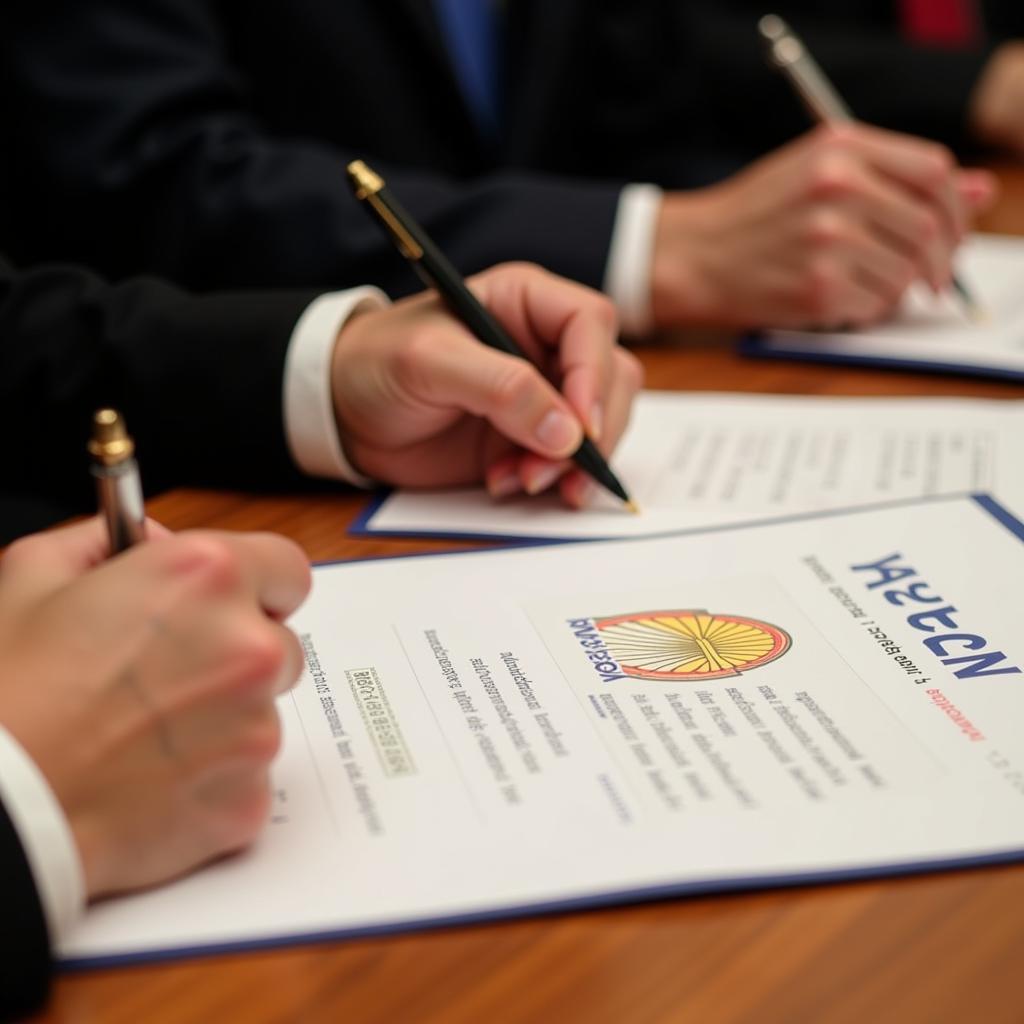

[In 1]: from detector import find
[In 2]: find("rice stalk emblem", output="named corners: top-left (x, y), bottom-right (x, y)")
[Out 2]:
top-left (593, 610), bottom-right (790, 681)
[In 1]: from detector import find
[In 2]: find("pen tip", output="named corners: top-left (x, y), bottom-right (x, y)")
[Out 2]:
top-left (625, 500), bottom-right (641, 515)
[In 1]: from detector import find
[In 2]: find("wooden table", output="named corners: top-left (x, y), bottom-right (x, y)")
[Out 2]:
top-left (36, 170), bottom-right (1024, 1024)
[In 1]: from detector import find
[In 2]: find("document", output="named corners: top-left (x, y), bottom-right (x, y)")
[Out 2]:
top-left (65, 495), bottom-right (1024, 965)
top-left (357, 391), bottom-right (1024, 541)
top-left (745, 234), bottom-right (1024, 378)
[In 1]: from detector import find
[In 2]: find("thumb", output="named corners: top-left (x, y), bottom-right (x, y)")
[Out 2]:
top-left (408, 334), bottom-right (585, 460)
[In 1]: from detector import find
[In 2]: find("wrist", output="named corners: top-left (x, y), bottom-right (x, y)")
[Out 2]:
top-left (329, 300), bottom-right (378, 444)
top-left (650, 189), bottom-right (729, 328)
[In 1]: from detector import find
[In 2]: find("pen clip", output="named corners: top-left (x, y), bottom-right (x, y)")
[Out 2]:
top-left (347, 159), bottom-right (424, 260)
top-left (366, 192), bottom-right (424, 261)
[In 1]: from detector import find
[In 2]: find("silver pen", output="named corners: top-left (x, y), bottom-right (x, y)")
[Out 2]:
top-left (88, 409), bottom-right (146, 554)
top-left (758, 14), bottom-right (852, 123)
top-left (758, 13), bottom-right (984, 321)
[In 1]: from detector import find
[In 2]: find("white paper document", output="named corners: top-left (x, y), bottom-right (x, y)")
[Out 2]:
top-left (748, 234), bottom-right (1024, 377)
top-left (66, 495), bottom-right (1024, 964)
top-left (358, 391), bottom-right (1024, 541)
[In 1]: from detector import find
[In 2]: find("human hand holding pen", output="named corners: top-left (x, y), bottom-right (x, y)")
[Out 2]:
top-left (650, 123), bottom-right (997, 330)
top-left (0, 517), bottom-right (310, 899)
top-left (329, 263), bottom-right (643, 508)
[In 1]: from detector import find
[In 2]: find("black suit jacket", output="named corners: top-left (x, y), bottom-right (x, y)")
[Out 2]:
top-left (0, 1), bottom-right (702, 296)
top-left (0, 797), bottom-right (50, 1020)
top-left (690, 0), bottom-right (1024, 161)
top-left (0, 253), bottom-right (320, 542)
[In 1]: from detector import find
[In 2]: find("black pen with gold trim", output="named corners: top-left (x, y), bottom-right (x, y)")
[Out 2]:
top-left (346, 159), bottom-right (637, 511)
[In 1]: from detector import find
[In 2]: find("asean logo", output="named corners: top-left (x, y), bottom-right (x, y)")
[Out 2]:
top-left (594, 610), bottom-right (791, 681)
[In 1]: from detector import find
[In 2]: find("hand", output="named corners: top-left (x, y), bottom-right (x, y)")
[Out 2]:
top-left (970, 41), bottom-right (1024, 156)
top-left (651, 124), bottom-right (997, 330)
top-left (0, 518), bottom-right (310, 899)
top-left (330, 262), bottom-right (644, 507)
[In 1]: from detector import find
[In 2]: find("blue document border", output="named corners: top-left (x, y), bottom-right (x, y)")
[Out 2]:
top-left (61, 844), bottom-right (1024, 972)
top-left (349, 488), bottom-right (596, 546)
top-left (61, 493), bottom-right (1024, 972)
top-left (349, 489), bottom-right (1011, 548)
top-left (739, 334), bottom-right (1024, 382)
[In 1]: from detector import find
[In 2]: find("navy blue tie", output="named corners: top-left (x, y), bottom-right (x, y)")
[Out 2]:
top-left (433, 0), bottom-right (501, 136)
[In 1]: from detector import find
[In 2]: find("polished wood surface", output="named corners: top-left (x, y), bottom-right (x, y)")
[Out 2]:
top-left (36, 169), bottom-right (1024, 1024)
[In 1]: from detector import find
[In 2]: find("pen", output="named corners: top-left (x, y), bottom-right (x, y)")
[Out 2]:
top-left (346, 159), bottom-right (638, 512)
top-left (88, 408), bottom-right (146, 554)
top-left (758, 13), bottom-right (983, 321)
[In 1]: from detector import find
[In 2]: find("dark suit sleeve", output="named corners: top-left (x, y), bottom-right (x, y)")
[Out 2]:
top-left (687, 6), bottom-right (998, 158)
top-left (0, 254), bottom-right (321, 512)
top-left (0, 0), bottom-right (620, 296)
top-left (0, 797), bottom-right (51, 1021)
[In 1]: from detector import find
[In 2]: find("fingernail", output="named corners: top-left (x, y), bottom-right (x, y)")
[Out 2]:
top-left (535, 409), bottom-right (580, 455)
top-left (525, 463), bottom-right (564, 496)
top-left (589, 403), bottom-right (603, 442)
top-left (487, 471), bottom-right (522, 499)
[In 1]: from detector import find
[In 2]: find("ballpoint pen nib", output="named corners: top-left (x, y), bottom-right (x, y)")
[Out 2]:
top-left (625, 500), bottom-right (641, 515)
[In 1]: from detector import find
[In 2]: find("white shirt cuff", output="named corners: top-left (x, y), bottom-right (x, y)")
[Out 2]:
top-left (0, 725), bottom-right (85, 944)
top-left (603, 183), bottom-right (663, 338)
top-left (283, 287), bottom-right (390, 486)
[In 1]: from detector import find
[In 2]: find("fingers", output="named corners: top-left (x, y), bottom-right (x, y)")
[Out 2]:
top-left (0, 517), bottom-right (171, 607)
top-left (471, 264), bottom-right (621, 438)
top-left (845, 124), bottom-right (966, 243)
top-left (804, 128), bottom-right (956, 294)
top-left (801, 211), bottom-right (919, 325)
top-left (399, 329), bottom-right (585, 461)
top-left (560, 347), bottom-right (644, 508)
top-left (488, 347), bottom-right (643, 505)
top-left (32, 531), bottom-right (311, 680)
top-left (841, 163), bottom-right (953, 293)
top-left (211, 532), bottom-right (312, 622)
top-left (466, 264), bottom-right (641, 503)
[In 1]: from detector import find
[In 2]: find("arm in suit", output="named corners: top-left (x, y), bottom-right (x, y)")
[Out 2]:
top-left (0, 253), bottom-right (321, 535)
top-left (0, 797), bottom-right (51, 1021)
top-left (0, 0), bottom-right (620, 296)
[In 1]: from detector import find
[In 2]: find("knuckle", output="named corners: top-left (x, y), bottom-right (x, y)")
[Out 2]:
top-left (803, 209), bottom-right (847, 249)
top-left (225, 620), bottom-right (289, 690)
top-left (805, 155), bottom-right (854, 200)
top-left (163, 534), bottom-right (242, 594)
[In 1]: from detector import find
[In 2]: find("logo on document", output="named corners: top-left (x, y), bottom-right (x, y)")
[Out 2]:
top-left (568, 611), bottom-right (791, 684)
